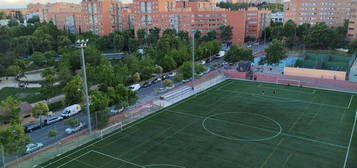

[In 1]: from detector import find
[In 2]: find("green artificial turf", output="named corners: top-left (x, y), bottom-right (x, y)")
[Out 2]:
top-left (40, 80), bottom-right (357, 168)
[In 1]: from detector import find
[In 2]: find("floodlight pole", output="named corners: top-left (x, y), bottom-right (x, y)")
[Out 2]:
top-left (76, 39), bottom-right (92, 135)
top-left (192, 30), bottom-right (195, 91)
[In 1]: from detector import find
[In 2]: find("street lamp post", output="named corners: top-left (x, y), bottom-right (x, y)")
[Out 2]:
top-left (75, 39), bottom-right (92, 135)
top-left (192, 30), bottom-right (195, 91)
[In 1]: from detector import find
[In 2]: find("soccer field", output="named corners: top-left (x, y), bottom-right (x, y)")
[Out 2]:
top-left (41, 80), bottom-right (357, 168)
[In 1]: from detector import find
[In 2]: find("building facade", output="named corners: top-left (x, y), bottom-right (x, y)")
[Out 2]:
top-left (245, 7), bottom-right (271, 40)
top-left (81, 0), bottom-right (123, 35)
top-left (133, 0), bottom-right (253, 45)
top-left (39, 3), bottom-right (83, 34)
top-left (285, 0), bottom-right (352, 27)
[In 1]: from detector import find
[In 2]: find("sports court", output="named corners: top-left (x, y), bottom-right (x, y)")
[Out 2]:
top-left (41, 80), bottom-right (357, 168)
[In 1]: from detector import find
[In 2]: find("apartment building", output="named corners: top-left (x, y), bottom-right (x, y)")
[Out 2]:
top-left (81, 0), bottom-right (130, 35)
top-left (39, 3), bottom-right (83, 34)
top-left (347, 0), bottom-right (357, 40)
top-left (245, 7), bottom-right (271, 40)
top-left (285, 0), bottom-right (352, 27)
top-left (133, 0), bottom-right (247, 45)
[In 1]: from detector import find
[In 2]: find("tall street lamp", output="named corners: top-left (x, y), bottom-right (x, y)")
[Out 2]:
top-left (75, 39), bottom-right (92, 135)
top-left (192, 30), bottom-right (196, 91)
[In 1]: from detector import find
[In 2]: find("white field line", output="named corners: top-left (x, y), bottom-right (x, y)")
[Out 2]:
top-left (219, 88), bottom-right (347, 109)
top-left (282, 133), bottom-right (347, 149)
top-left (43, 109), bottom-right (169, 168)
top-left (92, 150), bottom-right (144, 168)
top-left (348, 95), bottom-right (354, 109)
top-left (45, 78), bottom-right (228, 168)
top-left (168, 109), bottom-right (347, 149)
top-left (56, 150), bottom-right (93, 168)
top-left (343, 108), bottom-right (357, 168)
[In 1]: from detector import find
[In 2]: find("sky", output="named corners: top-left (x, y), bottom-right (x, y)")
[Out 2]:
top-left (0, 0), bottom-right (131, 9)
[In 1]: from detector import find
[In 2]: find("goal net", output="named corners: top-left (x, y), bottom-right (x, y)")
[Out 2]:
top-left (99, 122), bottom-right (123, 139)
top-left (276, 79), bottom-right (302, 87)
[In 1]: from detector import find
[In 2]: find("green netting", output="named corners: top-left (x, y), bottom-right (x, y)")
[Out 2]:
top-left (305, 53), bottom-right (329, 61)
top-left (322, 62), bottom-right (349, 71)
top-left (329, 56), bottom-right (351, 63)
top-left (295, 60), bottom-right (321, 68)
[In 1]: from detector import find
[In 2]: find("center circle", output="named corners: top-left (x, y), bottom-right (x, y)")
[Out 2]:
top-left (144, 164), bottom-right (185, 168)
top-left (202, 112), bottom-right (282, 142)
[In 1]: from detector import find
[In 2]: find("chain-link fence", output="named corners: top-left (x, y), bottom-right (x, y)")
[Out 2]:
top-left (6, 70), bottom-right (227, 168)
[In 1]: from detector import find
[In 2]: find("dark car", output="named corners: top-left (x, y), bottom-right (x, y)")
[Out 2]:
top-left (152, 78), bottom-right (161, 83)
top-left (24, 122), bottom-right (41, 133)
top-left (161, 75), bottom-right (169, 80)
top-left (142, 81), bottom-right (152, 88)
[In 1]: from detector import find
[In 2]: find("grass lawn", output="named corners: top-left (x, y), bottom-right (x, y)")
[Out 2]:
top-left (40, 80), bottom-right (357, 168)
top-left (0, 87), bottom-right (62, 104)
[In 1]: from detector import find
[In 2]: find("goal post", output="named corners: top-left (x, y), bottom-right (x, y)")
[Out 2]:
top-left (275, 78), bottom-right (302, 90)
top-left (99, 122), bottom-right (123, 139)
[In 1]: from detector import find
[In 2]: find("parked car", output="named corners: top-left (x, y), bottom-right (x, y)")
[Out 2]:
top-left (215, 50), bottom-right (225, 58)
top-left (110, 106), bottom-right (125, 114)
top-left (152, 78), bottom-right (162, 83)
top-left (24, 122), bottom-right (41, 133)
top-left (61, 104), bottom-right (81, 118)
top-left (142, 81), bottom-right (152, 88)
top-left (129, 84), bottom-right (141, 91)
top-left (65, 122), bottom-right (85, 135)
top-left (168, 72), bottom-right (176, 78)
top-left (161, 75), bottom-right (169, 80)
top-left (182, 78), bottom-right (192, 83)
top-left (25, 143), bottom-right (43, 154)
top-left (44, 116), bottom-right (63, 126)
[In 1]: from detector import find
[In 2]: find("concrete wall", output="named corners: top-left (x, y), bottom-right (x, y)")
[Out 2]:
top-left (284, 67), bottom-right (346, 80)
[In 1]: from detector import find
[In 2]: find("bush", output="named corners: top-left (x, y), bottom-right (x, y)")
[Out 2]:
top-left (48, 130), bottom-right (57, 137)
top-left (174, 73), bottom-right (183, 82)
top-left (163, 79), bottom-right (173, 87)
top-left (64, 118), bottom-right (79, 127)
top-left (48, 101), bottom-right (65, 112)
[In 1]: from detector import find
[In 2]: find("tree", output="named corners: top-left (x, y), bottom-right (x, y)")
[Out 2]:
top-left (64, 117), bottom-right (79, 127)
top-left (224, 45), bottom-right (253, 63)
top-left (64, 75), bottom-right (83, 105)
top-left (40, 68), bottom-right (56, 99)
top-left (32, 102), bottom-right (49, 125)
top-left (0, 97), bottom-right (21, 124)
top-left (178, 30), bottom-right (189, 41)
top-left (348, 38), bottom-right (357, 54)
top-left (220, 25), bottom-right (233, 42)
top-left (163, 29), bottom-right (177, 37)
top-left (8, 19), bottom-right (19, 27)
top-left (304, 23), bottom-right (335, 49)
top-left (90, 90), bottom-right (110, 129)
top-left (163, 79), bottom-right (173, 87)
top-left (180, 62), bottom-right (206, 79)
top-left (107, 84), bottom-right (137, 108)
top-left (160, 55), bottom-right (177, 72)
top-left (128, 38), bottom-right (139, 53)
top-left (48, 130), bottom-right (57, 137)
top-left (0, 11), bottom-right (6, 20)
top-left (148, 27), bottom-right (160, 45)
top-left (32, 52), bottom-right (46, 66)
top-left (264, 40), bottom-right (287, 64)
top-left (132, 72), bottom-right (141, 83)
top-left (6, 65), bottom-right (21, 76)
top-left (202, 30), bottom-right (217, 42)
top-left (0, 124), bottom-right (30, 154)
top-left (27, 16), bottom-right (40, 24)
top-left (137, 29), bottom-right (147, 46)
top-left (58, 60), bottom-right (73, 86)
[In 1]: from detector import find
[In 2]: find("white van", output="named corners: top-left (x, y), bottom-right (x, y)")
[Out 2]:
top-left (61, 104), bottom-right (81, 118)
top-left (129, 84), bottom-right (141, 92)
top-left (215, 50), bottom-right (226, 58)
